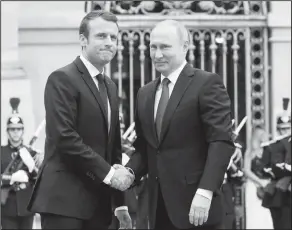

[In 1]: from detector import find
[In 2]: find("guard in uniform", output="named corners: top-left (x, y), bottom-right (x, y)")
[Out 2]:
top-left (220, 117), bottom-right (246, 229)
top-left (260, 97), bottom-right (291, 229)
top-left (1, 98), bottom-right (39, 229)
top-left (220, 142), bottom-right (244, 229)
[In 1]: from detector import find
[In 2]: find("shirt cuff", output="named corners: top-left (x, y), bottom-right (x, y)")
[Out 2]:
top-left (196, 188), bottom-right (213, 200)
top-left (227, 158), bottom-right (233, 170)
top-left (234, 142), bottom-right (242, 149)
top-left (122, 153), bottom-right (130, 166)
top-left (103, 167), bottom-right (115, 185)
top-left (114, 206), bottom-right (128, 216)
top-left (285, 163), bottom-right (291, 171)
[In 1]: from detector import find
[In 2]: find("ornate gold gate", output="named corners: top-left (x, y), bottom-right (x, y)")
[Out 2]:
top-left (86, 1), bottom-right (270, 229)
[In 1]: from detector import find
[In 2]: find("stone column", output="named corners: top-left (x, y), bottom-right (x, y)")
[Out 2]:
top-left (1, 2), bottom-right (35, 145)
top-left (268, 1), bottom-right (291, 137)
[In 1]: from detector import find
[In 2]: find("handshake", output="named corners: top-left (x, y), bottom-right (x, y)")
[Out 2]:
top-left (109, 164), bottom-right (135, 191)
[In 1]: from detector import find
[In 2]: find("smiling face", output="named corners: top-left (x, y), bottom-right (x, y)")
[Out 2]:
top-left (80, 17), bottom-right (119, 70)
top-left (150, 21), bottom-right (189, 77)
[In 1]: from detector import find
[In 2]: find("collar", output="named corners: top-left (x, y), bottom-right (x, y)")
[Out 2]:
top-left (80, 54), bottom-right (103, 78)
top-left (160, 60), bottom-right (187, 86)
top-left (8, 140), bottom-right (23, 151)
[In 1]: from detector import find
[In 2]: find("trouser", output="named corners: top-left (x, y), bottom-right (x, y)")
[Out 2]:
top-left (219, 182), bottom-right (235, 229)
top-left (270, 206), bottom-right (291, 229)
top-left (155, 185), bottom-right (221, 230)
top-left (40, 213), bottom-right (110, 230)
top-left (136, 180), bottom-right (149, 229)
top-left (1, 214), bottom-right (34, 229)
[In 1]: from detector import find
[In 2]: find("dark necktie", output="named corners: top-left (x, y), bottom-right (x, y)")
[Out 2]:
top-left (96, 73), bottom-right (108, 121)
top-left (156, 78), bottom-right (170, 141)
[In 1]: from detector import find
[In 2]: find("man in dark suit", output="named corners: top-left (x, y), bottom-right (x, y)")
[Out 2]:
top-left (27, 10), bottom-right (134, 229)
top-left (116, 20), bottom-right (235, 229)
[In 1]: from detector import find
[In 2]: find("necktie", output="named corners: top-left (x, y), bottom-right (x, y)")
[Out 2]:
top-left (96, 73), bottom-right (108, 122)
top-left (156, 78), bottom-right (170, 141)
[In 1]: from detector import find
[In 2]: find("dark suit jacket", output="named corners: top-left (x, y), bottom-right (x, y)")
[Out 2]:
top-left (27, 57), bottom-right (124, 224)
top-left (126, 64), bottom-right (235, 229)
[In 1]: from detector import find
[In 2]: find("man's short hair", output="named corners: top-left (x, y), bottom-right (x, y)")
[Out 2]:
top-left (153, 20), bottom-right (190, 45)
top-left (79, 10), bottom-right (119, 38)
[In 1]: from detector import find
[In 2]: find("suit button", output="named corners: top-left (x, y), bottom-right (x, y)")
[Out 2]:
top-left (155, 176), bottom-right (159, 181)
top-left (157, 151), bottom-right (160, 154)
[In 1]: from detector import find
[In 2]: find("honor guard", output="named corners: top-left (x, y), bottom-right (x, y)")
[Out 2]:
top-left (260, 97), bottom-right (291, 229)
top-left (1, 98), bottom-right (40, 229)
top-left (220, 118), bottom-right (246, 229)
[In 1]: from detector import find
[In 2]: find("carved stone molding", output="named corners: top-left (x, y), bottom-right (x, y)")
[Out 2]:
top-left (87, 1), bottom-right (268, 16)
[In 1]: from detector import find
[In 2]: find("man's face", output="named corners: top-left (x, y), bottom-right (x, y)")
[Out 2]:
top-left (7, 128), bottom-right (24, 143)
top-left (278, 127), bottom-right (291, 136)
top-left (150, 24), bottom-right (187, 77)
top-left (80, 17), bottom-right (119, 67)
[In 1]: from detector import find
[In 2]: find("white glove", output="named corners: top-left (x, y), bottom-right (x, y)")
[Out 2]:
top-left (19, 147), bottom-right (35, 173)
top-left (10, 170), bottom-right (29, 185)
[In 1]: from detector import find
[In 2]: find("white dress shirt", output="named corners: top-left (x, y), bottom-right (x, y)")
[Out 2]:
top-left (154, 60), bottom-right (213, 200)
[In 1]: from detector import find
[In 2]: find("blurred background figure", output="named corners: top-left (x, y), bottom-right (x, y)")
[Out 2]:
top-left (119, 120), bottom-right (149, 229)
top-left (220, 117), bottom-right (246, 229)
top-left (220, 145), bottom-right (244, 229)
top-left (243, 126), bottom-right (273, 229)
top-left (260, 97), bottom-right (291, 229)
top-left (1, 98), bottom-right (41, 229)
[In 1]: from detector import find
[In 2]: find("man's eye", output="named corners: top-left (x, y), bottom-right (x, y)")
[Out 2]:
top-left (97, 34), bottom-right (106, 38)
top-left (161, 46), bottom-right (170, 49)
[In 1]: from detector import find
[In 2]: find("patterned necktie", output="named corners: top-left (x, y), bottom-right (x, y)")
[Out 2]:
top-left (96, 73), bottom-right (108, 121)
top-left (156, 78), bottom-right (170, 141)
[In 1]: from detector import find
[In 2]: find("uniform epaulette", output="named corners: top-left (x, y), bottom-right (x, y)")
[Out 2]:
top-left (275, 133), bottom-right (291, 141)
top-left (260, 139), bottom-right (277, 147)
top-left (260, 133), bottom-right (291, 147)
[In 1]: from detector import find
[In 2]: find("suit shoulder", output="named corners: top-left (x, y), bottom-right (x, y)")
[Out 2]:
top-left (1, 145), bottom-right (9, 150)
top-left (139, 80), bottom-right (157, 93)
top-left (47, 62), bottom-right (77, 84)
top-left (194, 68), bottom-right (221, 82)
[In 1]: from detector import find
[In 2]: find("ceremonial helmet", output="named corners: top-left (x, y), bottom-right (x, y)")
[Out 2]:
top-left (276, 97), bottom-right (291, 129)
top-left (7, 97), bottom-right (24, 129)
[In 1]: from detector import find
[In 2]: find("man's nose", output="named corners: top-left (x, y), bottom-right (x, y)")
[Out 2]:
top-left (104, 35), bottom-right (113, 46)
top-left (154, 49), bottom-right (163, 59)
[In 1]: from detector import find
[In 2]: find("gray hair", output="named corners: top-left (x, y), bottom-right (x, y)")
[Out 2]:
top-left (153, 20), bottom-right (190, 45)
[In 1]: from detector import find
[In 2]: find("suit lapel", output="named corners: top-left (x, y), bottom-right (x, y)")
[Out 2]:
top-left (73, 57), bottom-right (108, 128)
top-left (145, 78), bottom-right (160, 147)
top-left (159, 64), bottom-right (195, 144)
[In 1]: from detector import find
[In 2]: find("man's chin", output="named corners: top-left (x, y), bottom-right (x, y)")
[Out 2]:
top-left (100, 57), bottom-right (113, 64)
top-left (156, 66), bottom-right (168, 74)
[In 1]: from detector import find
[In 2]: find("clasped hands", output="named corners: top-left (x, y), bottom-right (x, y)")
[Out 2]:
top-left (110, 164), bottom-right (134, 191)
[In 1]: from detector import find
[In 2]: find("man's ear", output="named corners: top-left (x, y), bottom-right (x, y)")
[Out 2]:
top-left (183, 40), bottom-right (190, 53)
top-left (79, 34), bottom-right (88, 47)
